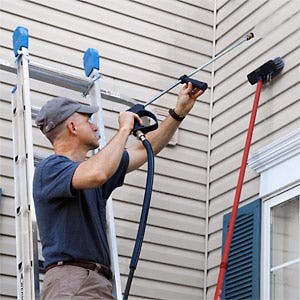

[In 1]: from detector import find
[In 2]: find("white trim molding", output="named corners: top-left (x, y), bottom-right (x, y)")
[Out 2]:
top-left (248, 128), bottom-right (300, 197)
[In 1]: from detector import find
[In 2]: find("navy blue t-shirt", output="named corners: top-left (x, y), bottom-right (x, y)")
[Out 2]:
top-left (33, 151), bottom-right (129, 268)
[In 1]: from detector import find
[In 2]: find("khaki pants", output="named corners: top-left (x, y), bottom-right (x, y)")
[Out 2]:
top-left (41, 265), bottom-right (115, 300)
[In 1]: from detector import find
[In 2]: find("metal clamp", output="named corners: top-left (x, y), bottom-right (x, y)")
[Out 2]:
top-left (82, 73), bottom-right (101, 97)
top-left (15, 48), bottom-right (30, 64)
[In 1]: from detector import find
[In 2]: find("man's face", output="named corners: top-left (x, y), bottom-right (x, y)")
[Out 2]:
top-left (73, 113), bottom-right (99, 150)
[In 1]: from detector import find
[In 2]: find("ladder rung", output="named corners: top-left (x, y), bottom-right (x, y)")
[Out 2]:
top-left (0, 58), bottom-right (89, 91)
top-left (0, 58), bottom-right (136, 107)
top-left (29, 61), bottom-right (89, 92)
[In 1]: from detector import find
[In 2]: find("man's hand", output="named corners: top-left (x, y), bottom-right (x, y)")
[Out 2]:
top-left (174, 82), bottom-right (205, 117)
top-left (118, 111), bottom-right (143, 134)
top-left (126, 81), bottom-right (206, 172)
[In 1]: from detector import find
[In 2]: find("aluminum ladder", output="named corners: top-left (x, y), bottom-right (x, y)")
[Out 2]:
top-left (8, 25), bottom-right (135, 300)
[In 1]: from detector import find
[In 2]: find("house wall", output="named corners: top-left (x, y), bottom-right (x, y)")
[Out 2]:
top-left (206, 0), bottom-right (300, 298)
top-left (1, 0), bottom-right (299, 299)
top-left (0, 1), bottom-right (213, 299)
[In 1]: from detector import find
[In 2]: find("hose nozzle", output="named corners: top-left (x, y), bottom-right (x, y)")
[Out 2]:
top-left (247, 57), bottom-right (284, 85)
top-left (246, 32), bottom-right (255, 40)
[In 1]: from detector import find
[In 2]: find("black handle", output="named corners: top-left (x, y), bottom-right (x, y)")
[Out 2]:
top-left (127, 104), bottom-right (159, 135)
top-left (179, 74), bottom-right (208, 91)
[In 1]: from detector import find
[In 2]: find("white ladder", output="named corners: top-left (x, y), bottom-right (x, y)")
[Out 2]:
top-left (9, 26), bottom-right (135, 300)
top-left (11, 26), bottom-right (36, 300)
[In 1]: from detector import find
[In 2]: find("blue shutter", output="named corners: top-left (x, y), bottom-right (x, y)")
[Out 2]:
top-left (221, 199), bottom-right (261, 300)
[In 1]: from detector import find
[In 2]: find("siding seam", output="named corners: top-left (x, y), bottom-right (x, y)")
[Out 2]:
top-left (203, 1), bottom-right (218, 299)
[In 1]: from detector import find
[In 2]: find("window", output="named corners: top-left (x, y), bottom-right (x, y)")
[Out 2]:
top-left (263, 188), bottom-right (300, 300)
top-left (248, 128), bottom-right (300, 299)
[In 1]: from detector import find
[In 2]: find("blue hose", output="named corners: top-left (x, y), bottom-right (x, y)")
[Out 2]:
top-left (123, 137), bottom-right (154, 300)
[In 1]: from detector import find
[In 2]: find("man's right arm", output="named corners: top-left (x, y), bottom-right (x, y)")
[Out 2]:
top-left (72, 111), bottom-right (141, 190)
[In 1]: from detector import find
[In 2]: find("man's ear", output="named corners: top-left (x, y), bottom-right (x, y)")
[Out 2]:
top-left (67, 121), bottom-right (77, 135)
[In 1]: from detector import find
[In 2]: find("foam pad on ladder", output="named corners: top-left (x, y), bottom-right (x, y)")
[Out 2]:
top-left (13, 26), bottom-right (29, 57)
top-left (83, 48), bottom-right (100, 77)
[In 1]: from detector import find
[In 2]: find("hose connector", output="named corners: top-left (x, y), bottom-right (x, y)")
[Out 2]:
top-left (246, 32), bottom-right (254, 40)
top-left (136, 131), bottom-right (146, 142)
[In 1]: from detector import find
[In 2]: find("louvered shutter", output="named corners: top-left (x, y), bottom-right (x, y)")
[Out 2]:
top-left (221, 199), bottom-right (261, 300)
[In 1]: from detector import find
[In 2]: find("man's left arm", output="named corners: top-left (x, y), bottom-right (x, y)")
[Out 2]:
top-left (126, 82), bottom-right (205, 173)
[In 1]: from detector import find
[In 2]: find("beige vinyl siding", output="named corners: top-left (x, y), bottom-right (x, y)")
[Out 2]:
top-left (2, 1), bottom-right (298, 299)
top-left (0, 129), bottom-right (16, 297)
top-left (206, 0), bottom-right (300, 298)
top-left (0, 72), bottom-right (17, 296)
top-left (0, 1), bottom-right (212, 299)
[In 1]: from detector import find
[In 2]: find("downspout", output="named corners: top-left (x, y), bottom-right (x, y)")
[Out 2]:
top-left (203, 1), bottom-right (217, 299)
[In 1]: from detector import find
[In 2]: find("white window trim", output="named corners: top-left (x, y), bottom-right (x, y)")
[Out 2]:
top-left (248, 128), bottom-right (300, 300)
top-left (248, 128), bottom-right (300, 198)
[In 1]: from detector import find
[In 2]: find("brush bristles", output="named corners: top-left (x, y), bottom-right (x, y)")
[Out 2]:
top-left (272, 57), bottom-right (285, 72)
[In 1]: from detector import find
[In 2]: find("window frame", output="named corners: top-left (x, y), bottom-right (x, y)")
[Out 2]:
top-left (262, 184), bottom-right (300, 300)
top-left (248, 128), bottom-right (300, 299)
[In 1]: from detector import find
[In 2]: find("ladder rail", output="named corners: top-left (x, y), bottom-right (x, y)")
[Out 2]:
top-left (21, 51), bottom-right (41, 300)
top-left (87, 66), bottom-right (123, 300)
top-left (12, 46), bottom-right (36, 300)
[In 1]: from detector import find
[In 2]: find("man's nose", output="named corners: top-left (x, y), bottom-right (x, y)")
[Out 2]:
top-left (90, 122), bottom-right (98, 131)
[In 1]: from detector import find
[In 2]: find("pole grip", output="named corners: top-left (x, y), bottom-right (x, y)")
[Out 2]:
top-left (179, 75), bottom-right (208, 91)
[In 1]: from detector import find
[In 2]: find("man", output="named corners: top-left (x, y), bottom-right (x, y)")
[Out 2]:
top-left (33, 82), bottom-right (204, 299)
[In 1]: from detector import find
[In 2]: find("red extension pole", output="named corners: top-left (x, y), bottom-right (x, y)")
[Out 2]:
top-left (214, 79), bottom-right (263, 300)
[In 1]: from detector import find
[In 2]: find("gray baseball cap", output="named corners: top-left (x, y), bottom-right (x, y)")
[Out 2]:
top-left (36, 97), bottom-right (99, 133)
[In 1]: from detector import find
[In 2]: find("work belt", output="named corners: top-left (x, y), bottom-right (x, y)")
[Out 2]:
top-left (45, 260), bottom-right (113, 280)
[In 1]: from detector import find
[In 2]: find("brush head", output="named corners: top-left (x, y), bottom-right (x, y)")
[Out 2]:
top-left (247, 57), bottom-right (284, 85)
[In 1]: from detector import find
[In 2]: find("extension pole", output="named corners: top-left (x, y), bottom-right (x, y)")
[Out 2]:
top-left (214, 79), bottom-right (263, 300)
top-left (144, 33), bottom-right (254, 107)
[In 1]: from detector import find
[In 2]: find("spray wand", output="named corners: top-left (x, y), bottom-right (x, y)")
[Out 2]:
top-left (123, 32), bottom-right (255, 300)
top-left (128, 32), bottom-right (254, 135)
